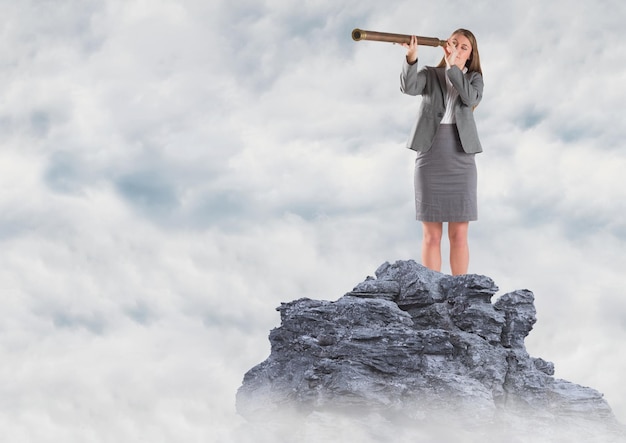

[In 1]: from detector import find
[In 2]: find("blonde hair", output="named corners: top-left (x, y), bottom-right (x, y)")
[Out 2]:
top-left (437, 29), bottom-right (482, 76)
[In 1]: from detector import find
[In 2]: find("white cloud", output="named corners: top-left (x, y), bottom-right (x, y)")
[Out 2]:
top-left (0, 0), bottom-right (625, 441)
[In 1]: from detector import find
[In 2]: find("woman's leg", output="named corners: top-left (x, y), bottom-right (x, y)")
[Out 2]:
top-left (421, 222), bottom-right (443, 272)
top-left (448, 221), bottom-right (470, 275)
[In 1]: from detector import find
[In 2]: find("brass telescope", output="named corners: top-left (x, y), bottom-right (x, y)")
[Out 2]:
top-left (351, 28), bottom-right (446, 47)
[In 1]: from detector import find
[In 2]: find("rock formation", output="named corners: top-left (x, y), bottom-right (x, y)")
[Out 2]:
top-left (236, 260), bottom-right (625, 442)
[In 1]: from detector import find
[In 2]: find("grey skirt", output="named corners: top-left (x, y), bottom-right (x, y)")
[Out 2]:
top-left (414, 124), bottom-right (477, 222)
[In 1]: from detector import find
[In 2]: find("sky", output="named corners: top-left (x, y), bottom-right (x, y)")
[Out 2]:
top-left (0, 0), bottom-right (625, 441)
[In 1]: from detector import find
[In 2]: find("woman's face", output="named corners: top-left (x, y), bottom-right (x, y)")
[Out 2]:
top-left (448, 33), bottom-right (472, 69)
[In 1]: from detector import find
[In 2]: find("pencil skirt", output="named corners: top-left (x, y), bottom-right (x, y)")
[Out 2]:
top-left (414, 124), bottom-right (477, 222)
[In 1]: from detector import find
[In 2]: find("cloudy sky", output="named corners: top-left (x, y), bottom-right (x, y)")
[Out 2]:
top-left (1, 0), bottom-right (625, 440)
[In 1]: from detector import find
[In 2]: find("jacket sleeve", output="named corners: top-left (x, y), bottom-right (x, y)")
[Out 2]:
top-left (400, 58), bottom-right (428, 96)
top-left (446, 66), bottom-right (483, 107)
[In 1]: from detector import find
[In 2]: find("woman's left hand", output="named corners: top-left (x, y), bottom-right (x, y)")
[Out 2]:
top-left (443, 41), bottom-right (459, 68)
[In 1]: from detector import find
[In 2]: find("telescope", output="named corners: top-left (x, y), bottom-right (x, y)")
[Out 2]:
top-left (351, 28), bottom-right (446, 47)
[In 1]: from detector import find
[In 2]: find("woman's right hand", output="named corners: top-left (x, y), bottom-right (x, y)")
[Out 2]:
top-left (401, 35), bottom-right (418, 64)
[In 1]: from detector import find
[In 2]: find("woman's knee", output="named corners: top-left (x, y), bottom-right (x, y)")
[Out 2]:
top-left (422, 222), bottom-right (443, 246)
top-left (448, 222), bottom-right (469, 245)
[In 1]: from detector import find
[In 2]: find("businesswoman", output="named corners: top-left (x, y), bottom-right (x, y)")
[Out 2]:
top-left (400, 29), bottom-right (483, 275)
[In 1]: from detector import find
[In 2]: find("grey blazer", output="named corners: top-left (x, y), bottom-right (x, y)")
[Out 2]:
top-left (400, 59), bottom-right (483, 154)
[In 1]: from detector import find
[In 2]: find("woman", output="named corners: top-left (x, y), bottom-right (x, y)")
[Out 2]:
top-left (400, 29), bottom-right (483, 275)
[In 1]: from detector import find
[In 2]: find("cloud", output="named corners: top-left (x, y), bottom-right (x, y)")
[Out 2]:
top-left (0, 0), bottom-right (625, 441)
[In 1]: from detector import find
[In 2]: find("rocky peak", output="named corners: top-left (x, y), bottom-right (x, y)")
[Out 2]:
top-left (236, 260), bottom-right (625, 442)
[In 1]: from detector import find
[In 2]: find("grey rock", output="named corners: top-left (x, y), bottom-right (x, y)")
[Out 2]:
top-left (236, 260), bottom-right (626, 442)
